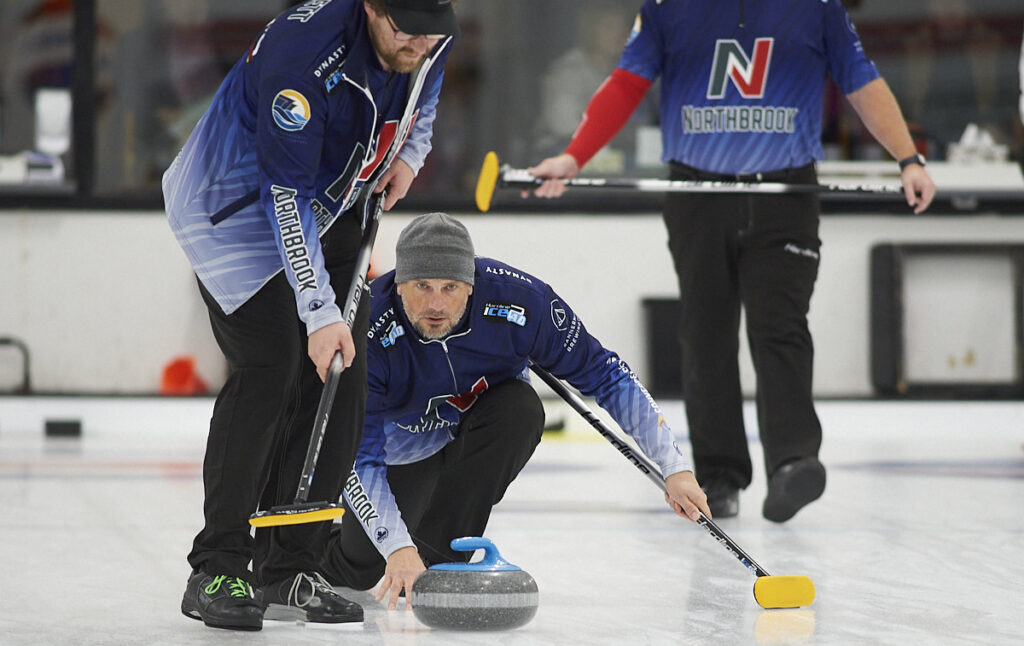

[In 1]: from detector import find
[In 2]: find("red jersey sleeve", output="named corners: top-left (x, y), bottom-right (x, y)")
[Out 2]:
top-left (564, 68), bottom-right (653, 168)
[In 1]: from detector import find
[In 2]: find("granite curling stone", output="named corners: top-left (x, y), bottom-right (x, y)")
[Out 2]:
top-left (410, 537), bottom-right (539, 631)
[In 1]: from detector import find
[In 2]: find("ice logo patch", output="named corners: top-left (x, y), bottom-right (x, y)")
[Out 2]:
top-left (324, 68), bottom-right (343, 93)
top-left (375, 527), bottom-right (389, 543)
top-left (483, 302), bottom-right (527, 327)
top-left (380, 321), bottom-right (405, 349)
top-left (272, 89), bottom-right (311, 132)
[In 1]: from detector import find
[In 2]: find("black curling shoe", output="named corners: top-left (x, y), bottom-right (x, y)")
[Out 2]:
top-left (763, 456), bottom-right (826, 523)
top-left (181, 571), bottom-right (263, 631)
top-left (702, 478), bottom-right (740, 519)
top-left (259, 572), bottom-right (364, 624)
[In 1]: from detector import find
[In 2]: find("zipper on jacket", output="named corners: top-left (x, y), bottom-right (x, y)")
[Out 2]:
top-left (438, 339), bottom-right (459, 440)
top-left (341, 72), bottom-right (380, 167)
top-left (336, 37), bottom-right (449, 203)
top-left (438, 340), bottom-right (459, 392)
top-left (420, 327), bottom-right (472, 440)
top-left (739, 0), bottom-right (745, 28)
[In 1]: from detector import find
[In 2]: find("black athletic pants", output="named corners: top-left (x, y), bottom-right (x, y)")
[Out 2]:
top-left (663, 161), bottom-right (823, 489)
top-left (188, 213), bottom-right (369, 586)
top-left (321, 379), bottom-right (545, 591)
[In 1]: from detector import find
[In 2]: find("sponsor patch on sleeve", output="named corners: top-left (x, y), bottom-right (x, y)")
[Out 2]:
top-left (550, 298), bottom-right (581, 352)
top-left (482, 302), bottom-right (528, 327)
top-left (379, 321), bottom-right (405, 351)
top-left (272, 89), bottom-right (311, 132)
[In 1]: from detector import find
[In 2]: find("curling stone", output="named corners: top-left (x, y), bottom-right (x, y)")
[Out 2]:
top-left (410, 537), bottom-right (538, 631)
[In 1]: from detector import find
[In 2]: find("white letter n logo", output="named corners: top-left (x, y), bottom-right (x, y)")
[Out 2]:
top-left (707, 38), bottom-right (774, 99)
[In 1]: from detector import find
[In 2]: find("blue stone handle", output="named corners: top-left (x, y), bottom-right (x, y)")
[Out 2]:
top-left (430, 536), bottom-right (521, 571)
top-left (451, 537), bottom-right (506, 566)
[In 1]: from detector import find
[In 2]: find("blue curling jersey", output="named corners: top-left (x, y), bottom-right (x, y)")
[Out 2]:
top-left (162, 0), bottom-right (450, 334)
top-left (619, 0), bottom-right (879, 174)
top-left (344, 258), bottom-right (691, 558)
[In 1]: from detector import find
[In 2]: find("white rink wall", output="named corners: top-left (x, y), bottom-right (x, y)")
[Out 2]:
top-left (2, 207), bottom-right (1023, 396)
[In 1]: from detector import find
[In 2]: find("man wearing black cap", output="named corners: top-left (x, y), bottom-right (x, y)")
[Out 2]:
top-left (320, 213), bottom-right (711, 610)
top-left (163, 0), bottom-right (457, 632)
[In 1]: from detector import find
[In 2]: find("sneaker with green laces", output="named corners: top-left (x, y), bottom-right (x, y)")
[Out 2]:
top-left (181, 571), bottom-right (263, 631)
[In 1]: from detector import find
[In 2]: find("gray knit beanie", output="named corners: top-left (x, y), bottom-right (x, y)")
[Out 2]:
top-left (395, 213), bottom-right (476, 285)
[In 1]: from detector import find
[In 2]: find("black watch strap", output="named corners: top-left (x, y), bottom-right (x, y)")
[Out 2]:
top-left (898, 153), bottom-right (926, 171)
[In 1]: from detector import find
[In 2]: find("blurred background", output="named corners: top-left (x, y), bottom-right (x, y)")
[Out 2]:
top-left (1, 0), bottom-right (1021, 203)
top-left (1, 0), bottom-right (1024, 398)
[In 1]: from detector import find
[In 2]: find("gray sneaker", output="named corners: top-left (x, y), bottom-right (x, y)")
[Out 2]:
top-left (258, 572), bottom-right (363, 624)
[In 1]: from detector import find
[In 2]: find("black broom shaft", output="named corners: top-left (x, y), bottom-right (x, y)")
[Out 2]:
top-left (294, 353), bottom-right (344, 504)
top-left (293, 191), bottom-right (385, 504)
top-left (530, 363), bottom-right (772, 578)
top-left (500, 168), bottom-right (903, 195)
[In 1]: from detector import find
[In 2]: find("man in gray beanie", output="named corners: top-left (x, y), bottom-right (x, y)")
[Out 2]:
top-left (321, 213), bottom-right (709, 610)
top-left (396, 212), bottom-right (476, 287)
top-left (393, 213), bottom-right (476, 339)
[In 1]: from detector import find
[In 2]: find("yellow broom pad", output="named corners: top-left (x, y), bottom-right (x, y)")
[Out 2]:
top-left (753, 575), bottom-right (816, 609)
top-left (475, 151), bottom-right (500, 212)
top-left (248, 506), bottom-right (344, 528)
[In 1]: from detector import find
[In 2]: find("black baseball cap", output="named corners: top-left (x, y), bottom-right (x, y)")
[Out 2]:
top-left (385, 0), bottom-right (459, 38)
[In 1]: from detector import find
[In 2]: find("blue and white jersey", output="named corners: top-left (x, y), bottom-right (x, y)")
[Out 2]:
top-left (345, 258), bottom-right (691, 559)
top-left (162, 0), bottom-right (450, 334)
top-left (619, 0), bottom-right (878, 174)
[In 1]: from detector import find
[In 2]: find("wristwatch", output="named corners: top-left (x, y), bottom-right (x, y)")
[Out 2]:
top-left (897, 153), bottom-right (926, 171)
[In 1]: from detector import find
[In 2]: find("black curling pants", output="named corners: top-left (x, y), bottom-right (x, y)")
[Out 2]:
top-left (188, 213), bottom-right (369, 586)
top-left (663, 161), bottom-right (823, 489)
top-left (321, 379), bottom-right (545, 591)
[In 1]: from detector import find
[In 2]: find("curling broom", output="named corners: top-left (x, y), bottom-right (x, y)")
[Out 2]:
top-left (249, 190), bottom-right (385, 528)
top-left (530, 363), bottom-right (815, 609)
top-left (475, 150), bottom-right (907, 212)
